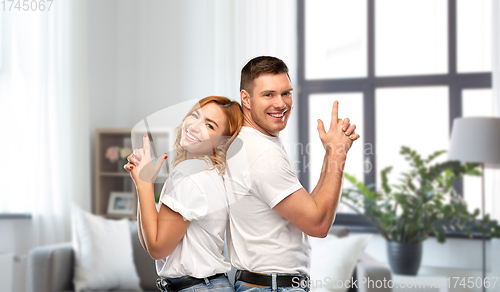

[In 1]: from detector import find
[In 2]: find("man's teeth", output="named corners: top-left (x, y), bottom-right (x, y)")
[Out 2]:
top-left (186, 131), bottom-right (200, 142)
top-left (269, 112), bottom-right (285, 118)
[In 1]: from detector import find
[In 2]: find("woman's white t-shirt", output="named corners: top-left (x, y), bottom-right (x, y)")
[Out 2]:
top-left (155, 159), bottom-right (231, 278)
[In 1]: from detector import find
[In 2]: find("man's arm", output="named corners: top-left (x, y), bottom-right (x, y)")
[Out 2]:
top-left (274, 101), bottom-right (356, 238)
top-left (273, 152), bottom-right (344, 238)
top-left (309, 153), bottom-right (328, 198)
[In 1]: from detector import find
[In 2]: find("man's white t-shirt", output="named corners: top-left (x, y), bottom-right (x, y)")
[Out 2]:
top-left (225, 126), bottom-right (311, 274)
top-left (156, 159), bottom-right (232, 278)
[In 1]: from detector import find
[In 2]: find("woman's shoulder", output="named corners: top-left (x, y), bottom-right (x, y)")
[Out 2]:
top-left (171, 159), bottom-right (220, 184)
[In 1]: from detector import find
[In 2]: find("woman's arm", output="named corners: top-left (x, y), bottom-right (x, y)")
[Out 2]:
top-left (136, 200), bottom-right (148, 252)
top-left (126, 134), bottom-right (189, 260)
top-left (135, 182), bottom-right (189, 260)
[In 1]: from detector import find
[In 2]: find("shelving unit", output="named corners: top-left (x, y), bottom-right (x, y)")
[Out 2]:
top-left (94, 128), bottom-right (173, 219)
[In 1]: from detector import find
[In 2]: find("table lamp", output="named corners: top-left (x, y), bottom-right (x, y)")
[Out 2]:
top-left (448, 117), bottom-right (500, 292)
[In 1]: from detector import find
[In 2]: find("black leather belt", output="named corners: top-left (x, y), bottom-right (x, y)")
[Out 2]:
top-left (157, 273), bottom-right (225, 292)
top-left (235, 270), bottom-right (309, 288)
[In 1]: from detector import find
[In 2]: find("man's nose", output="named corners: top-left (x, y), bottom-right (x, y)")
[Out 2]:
top-left (273, 95), bottom-right (286, 109)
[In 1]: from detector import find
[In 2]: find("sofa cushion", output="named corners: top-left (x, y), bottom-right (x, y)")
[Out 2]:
top-left (310, 233), bottom-right (372, 292)
top-left (72, 204), bottom-right (141, 292)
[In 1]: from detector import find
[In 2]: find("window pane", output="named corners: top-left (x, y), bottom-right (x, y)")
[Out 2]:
top-left (462, 89), bottom-right (495, 117)
top-left (457, 0), bottom-right (492, 73)
top-left (305, 0), bottom-right (367, 79)
top-left (461, 89), bottom-right (494, 216)
top-left (376, 0), bottom-right (447, 76)
top-left (376, 87), bottom-right (449, 191)
top-left (309, 93), bottom-right (364, 213)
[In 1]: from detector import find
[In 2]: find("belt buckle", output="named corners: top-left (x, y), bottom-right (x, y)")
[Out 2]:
top-left (300, 276), bottom-right (310, 289)
top-left (156, 278), bottom-right (171, 291)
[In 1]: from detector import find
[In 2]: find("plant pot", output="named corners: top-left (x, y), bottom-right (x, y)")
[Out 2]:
top-left (386, 241), bottom-right (422, 275)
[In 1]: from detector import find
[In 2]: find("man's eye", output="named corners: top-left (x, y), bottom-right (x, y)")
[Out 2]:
top-left (283, 92), bottom-right (290, 96)
top-left (265, 94), bottom-right (272, 97)
top-left (207, 124), bottom-right (214, 130)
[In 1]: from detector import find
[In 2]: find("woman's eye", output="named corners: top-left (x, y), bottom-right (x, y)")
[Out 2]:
top-left (191, 112), bottom-right (198, 119)
top-left (207, 124), bottom-right (214, 130)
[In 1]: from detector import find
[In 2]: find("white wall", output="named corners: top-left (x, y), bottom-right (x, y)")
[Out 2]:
top-left (2, 1), bottom-right (492, 292)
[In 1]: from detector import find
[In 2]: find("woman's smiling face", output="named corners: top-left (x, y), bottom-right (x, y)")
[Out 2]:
top-left (181, 102), bottom-right (228, 158)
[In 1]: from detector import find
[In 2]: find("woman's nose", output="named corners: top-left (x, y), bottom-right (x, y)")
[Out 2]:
top-left (189, 119), bottom-right (203, 133)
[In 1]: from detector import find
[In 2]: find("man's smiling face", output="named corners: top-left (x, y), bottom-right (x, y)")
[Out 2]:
top-left (246, 73), bottom-right (293, 137)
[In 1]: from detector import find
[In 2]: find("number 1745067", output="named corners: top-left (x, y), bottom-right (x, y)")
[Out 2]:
top-left (1, 0), bottom-right (54, 12)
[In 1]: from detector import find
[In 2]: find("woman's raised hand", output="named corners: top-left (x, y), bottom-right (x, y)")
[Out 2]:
top-left (124, 134), bottom-right (168, 185)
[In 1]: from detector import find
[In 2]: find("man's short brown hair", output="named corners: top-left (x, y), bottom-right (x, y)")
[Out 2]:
top-left (240, 56), bottom-right (290, 96)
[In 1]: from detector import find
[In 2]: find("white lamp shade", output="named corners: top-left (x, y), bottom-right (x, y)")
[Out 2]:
top-left (448, 117), bottom-right (500, 165)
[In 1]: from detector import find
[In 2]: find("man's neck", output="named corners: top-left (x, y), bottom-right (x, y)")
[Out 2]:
top-left (242, 115), bottom-right (279, 137)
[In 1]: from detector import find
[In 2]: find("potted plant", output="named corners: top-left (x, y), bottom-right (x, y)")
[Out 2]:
top-left (341, 146), bottom-right (500, 275)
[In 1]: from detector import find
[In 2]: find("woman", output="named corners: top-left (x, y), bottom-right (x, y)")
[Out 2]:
top-left (125, 96), bottom-right (243, 292)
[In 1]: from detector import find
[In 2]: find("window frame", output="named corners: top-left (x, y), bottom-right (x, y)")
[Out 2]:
top-left (297, 0), bottom-right (492, 228)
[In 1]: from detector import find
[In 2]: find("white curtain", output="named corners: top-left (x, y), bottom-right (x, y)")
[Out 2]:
top-left (491, 0), bottom-right (500, 221)
top-left (203, 0), bottom-right (299, 163)
top-left (0, 0), bottom-right (90, 245)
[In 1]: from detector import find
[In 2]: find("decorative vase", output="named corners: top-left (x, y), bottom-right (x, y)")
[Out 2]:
top-left (386, 241), bottom-right (423, 275)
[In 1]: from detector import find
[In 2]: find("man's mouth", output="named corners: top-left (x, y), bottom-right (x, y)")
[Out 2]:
top-left (185, 129), bottom-right (201, 142)
top-left (268, 109), bottom-right (287, 119)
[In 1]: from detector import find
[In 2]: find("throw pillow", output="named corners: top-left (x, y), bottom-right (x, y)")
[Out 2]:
top-left (310, 233), bottom-right (373, 292)
top-left (71, 204), bottom-right (141, 292)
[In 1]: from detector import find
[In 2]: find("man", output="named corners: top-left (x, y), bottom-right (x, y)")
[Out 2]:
top-left (225, 56), bottom-right (359, 292)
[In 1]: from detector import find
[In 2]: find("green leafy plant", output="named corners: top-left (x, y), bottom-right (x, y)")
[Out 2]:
top-left (341, 146), bottom-right (500, 243)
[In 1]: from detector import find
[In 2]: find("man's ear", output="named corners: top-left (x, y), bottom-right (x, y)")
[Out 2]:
top-left (240, 90), bottom-right (251, 110)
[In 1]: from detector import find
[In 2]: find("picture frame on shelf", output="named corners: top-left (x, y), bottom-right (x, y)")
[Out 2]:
top-left (107, 192), bottom-right (134, 215)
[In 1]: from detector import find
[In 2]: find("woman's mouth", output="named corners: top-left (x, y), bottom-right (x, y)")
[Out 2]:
top-left (185, 129), bottom-right (201, 142)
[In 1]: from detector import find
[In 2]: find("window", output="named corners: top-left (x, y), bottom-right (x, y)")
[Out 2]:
top-left (298, 0), bottom-right (492, 226)
top-left (0, 9), bottom-right (3, 70)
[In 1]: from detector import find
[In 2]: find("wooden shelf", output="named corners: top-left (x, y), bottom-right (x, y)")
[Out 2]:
top-left (100, 172), bottom-right (130, 177)
top-left (94, 128), bottom-right (173, 218)
top-left (99, 171), bottom-right (169, 179)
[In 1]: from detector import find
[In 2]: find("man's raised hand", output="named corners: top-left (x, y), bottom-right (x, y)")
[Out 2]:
top-left (317, 101), bottom-right (359, 157)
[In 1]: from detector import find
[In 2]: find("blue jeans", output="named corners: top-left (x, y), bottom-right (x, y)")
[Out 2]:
top-left (161, 274), bottom-right (234, 292)
top-left (234, 274), bottom-right (309, 292)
